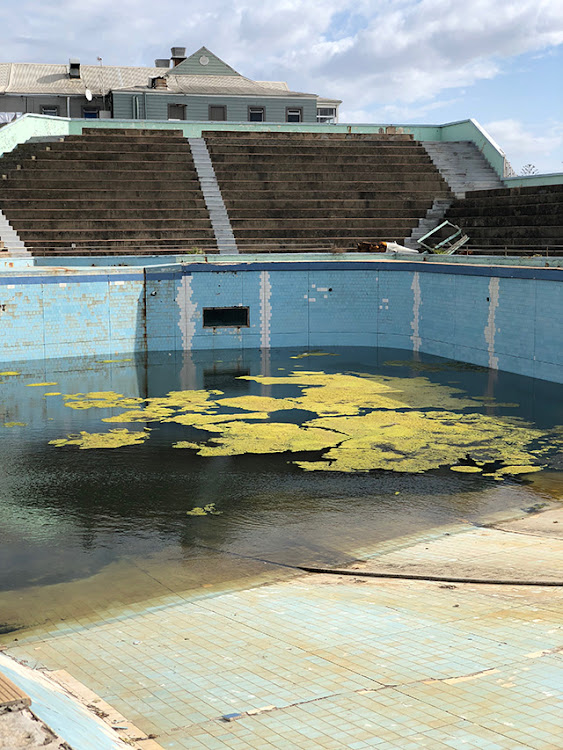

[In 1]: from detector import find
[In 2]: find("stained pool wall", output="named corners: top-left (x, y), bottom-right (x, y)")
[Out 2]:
top-left (0, 258), bottom-right (561, 383)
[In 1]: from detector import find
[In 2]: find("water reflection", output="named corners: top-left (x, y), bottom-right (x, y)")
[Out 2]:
top-left (0, 347), bottom-right (561, 635)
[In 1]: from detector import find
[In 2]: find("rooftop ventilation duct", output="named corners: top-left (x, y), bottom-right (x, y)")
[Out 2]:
top-left (150, 76), bottom-right (168, 89)
top-left (68, 58), bottom-right (81, 79)
top-left (170, 47), bottom-right (187, 67)
top-left (155, 59), bottom-right (170, 68)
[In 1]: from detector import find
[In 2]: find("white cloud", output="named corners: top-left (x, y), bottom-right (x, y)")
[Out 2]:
top-left (484, 119), bottom-right (563, 173)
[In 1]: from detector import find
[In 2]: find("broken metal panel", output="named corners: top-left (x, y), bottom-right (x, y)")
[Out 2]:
top-left (418, 220), bottom-right (469, 255)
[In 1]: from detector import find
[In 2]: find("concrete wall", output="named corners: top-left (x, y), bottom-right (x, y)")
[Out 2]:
top-left (504, 173), bottom-right (563, 188)
top-left (1, 259), bottom-right (561, 383)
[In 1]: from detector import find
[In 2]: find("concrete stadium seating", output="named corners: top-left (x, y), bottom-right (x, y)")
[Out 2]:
top-left (0, 129), bottom-right (218, 255)
top-left (444, 184), bottom-right (563, 254)
top-left (204, 131), bottom-right (452, 251)
top-left (1, 127), bottom-right (560, 257)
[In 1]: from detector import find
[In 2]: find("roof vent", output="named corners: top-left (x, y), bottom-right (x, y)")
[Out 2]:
top-left (170, 46), bottom-right (187, 67)
top-left (150, 76), bottom-right (168, 89)
top-left (68, 58), bottom-right (81, 79)
top-left (155, 59), bottom-right (170, 68)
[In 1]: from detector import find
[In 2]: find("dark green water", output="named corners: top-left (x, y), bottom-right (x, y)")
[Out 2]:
top-left (0, 347), bottom-right (561, 636)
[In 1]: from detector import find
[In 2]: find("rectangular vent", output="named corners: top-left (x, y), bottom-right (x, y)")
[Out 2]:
top-left (203, 306), bottom-right (249, 328)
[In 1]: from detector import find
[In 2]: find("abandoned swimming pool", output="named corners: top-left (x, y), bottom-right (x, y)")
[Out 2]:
top-left (0, 346), bottom-right (561, 638)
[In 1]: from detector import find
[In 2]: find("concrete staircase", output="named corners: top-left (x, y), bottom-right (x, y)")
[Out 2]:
top-left (0, 208), bottom-right (28, 255)
top-left (188, 138), bottom-right (238, 254)
top-left (422, 141), bottom-right (504, 198)
top-left (204, 131), bottom-right (452, 252)
top-left (404, 198), bottom-right (453, 249)
top-left (443, 184), bottom-right (563, 254)
top-left (0, 129), bottom-right (218, 255)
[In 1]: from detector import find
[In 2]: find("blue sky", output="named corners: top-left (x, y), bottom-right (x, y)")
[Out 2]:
top-left (2, 0), bottom-right (562, 173)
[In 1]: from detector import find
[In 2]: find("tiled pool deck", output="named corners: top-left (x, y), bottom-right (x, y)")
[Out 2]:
top-left (2, 511), bottom-right (562, 749)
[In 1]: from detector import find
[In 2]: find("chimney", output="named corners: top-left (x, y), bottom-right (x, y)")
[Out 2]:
top-left (155, 58), bottom-right (170, 68)
top-left (68, 58), bottom-right (81, 79)
top-left (170, 47), bottom-right (187, 67)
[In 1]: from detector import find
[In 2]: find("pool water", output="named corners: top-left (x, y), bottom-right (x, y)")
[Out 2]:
top-left (0, 347), bottom-right (561, 638)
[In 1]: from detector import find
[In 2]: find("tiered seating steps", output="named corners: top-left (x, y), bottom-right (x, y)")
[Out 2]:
top-left (204, 131), bottom-right (452, 252)
top-left (444, 184), bottom-right (563, 254)
top-left (0, 129), bottom-right (217, 255)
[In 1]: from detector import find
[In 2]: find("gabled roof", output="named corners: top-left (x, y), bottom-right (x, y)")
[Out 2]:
top-left (0, 48), bottom-right (322, 100)
top-left (170, 47), bottom-right (239, 77)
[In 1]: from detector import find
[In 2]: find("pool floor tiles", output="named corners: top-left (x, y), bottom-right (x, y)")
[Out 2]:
top-left (3, 568), bottom-right (562, 750)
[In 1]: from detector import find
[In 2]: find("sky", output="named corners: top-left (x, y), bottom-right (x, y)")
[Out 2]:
top-left (2, 0), bottom-right (563, 174)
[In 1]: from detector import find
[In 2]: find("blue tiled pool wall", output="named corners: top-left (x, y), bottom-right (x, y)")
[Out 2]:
top-left (0, 260), bottom-right (561, 383)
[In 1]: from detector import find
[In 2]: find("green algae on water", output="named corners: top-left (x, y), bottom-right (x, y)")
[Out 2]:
top-left (50, 371), bottom-right (563, 476)
top-left (186, 503), bottom-right (222, 517)
top-left (49, 428), bottom-right (149, 449)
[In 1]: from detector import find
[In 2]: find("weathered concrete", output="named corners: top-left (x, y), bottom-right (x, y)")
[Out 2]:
top-left (0, 707), bottom-right (68, 750)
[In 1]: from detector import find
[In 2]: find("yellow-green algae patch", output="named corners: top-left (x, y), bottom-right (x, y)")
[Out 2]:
top-left (44, 392), bottom-right (61, 397)
top-left (49, 428), bottom-right (149, 449)
top-left (295, 408), bottom-right (552, 474)
top-left (174, 422), bottom-right (344, 457)
top-left (496, 465), bottom-right (544, 475)
top-left (186, 503), bottom-right (222, 516)
top-left (290, 351), bottom-right (338, 359)
top-left (51, 371), bottom-right (562, 476)
top-left (101, 389), bottom-right (221, 423)
top-left (0, 371), bottom-right (20, 377)
top-left (217, 395), bottom-right (302, 413)
top-left (26, 382), bottom-right (58, 387)
top-left (164, 411), bottom-right (270, 429)
top-left (3, 422), bottom-right (27, 428)
top-left (63, 391), bottom-right (145, 411)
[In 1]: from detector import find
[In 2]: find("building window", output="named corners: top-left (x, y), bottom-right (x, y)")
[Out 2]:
top-left (82, 107), bottom-right (99, 119)
top-left (41, 105), bottom-right (59, 117)
top-left (248, 107), bottom-right (265, 122)
top-left (209, 105), bottom-right (227, 121)
top-left (286, 108), bottom-right (302, 123)
top-left (203, 307), bottom-right (250, 328)
top-left (317, 107), bottom-right (337, 124)
top-left (168, 103), bottom-right (186, 121)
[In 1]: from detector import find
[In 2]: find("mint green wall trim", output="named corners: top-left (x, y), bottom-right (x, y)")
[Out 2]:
top-left (503, 173), bottom-right (563, 187)
top-left (0, 114), bottom-right (70, 157)
top-left (438, 118), bottom-right (508, 179)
